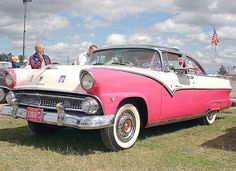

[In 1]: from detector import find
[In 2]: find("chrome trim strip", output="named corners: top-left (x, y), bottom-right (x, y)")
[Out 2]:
top-left (0, 104), bottom-right (114, 130)
top-left (148, 113), bottom-right (206, 127)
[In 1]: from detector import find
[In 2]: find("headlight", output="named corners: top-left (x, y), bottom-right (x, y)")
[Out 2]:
top-left (80, 71), bottom-right (95, 90)
top-left (5, 73), bottom-right (14, 86)
top-left (6, 91), bottom-right (16, 105)
top-left (81, 97), bottom-right (100, 114)
top-left (4, 70), bottom-right (16, 89)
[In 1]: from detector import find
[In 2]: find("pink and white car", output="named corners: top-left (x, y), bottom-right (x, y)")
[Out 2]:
top-left (0, 45), bottom-right (234, 151)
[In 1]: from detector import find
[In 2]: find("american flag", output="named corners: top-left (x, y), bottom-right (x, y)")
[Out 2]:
top-left (211, 27), bottom-right (219, 45)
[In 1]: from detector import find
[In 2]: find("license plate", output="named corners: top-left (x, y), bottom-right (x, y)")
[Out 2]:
top-left (25, 107), bottom-right (43, 122)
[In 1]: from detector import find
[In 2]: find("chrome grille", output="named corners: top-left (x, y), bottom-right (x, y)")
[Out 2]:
top-left (15, 93), bottom-right (84, 111)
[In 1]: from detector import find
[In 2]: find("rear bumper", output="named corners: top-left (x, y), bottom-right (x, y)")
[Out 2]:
top-left (0, 104), bottom-right (114, 130)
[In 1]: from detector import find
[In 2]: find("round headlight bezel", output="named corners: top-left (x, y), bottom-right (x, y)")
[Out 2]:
top-left (4, 69), bottom-right (16, 89)
top-left (81, 97), bottom-right (100, 114)
top-left (80, 71), bottom-right (95, 90)
top-left (6, 91), bottom-right (16, 105)
top-left (5, 73), bottom-right (14, 86)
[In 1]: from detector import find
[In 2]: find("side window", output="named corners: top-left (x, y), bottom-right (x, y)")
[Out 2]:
top-left (134, 51), bottom-right (161, 70)
top-left (185, 56), bottom-right (204, 75)
top-left (152, 52), bottom-right (162, 70)
top-left (162, 52), bottom-right (181, 70)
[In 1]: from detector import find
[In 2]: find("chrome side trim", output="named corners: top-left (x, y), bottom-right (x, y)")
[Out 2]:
top-left (148, 113), bottom-right (206, 127)
top-left (0, 104), bottom-right (114, 130)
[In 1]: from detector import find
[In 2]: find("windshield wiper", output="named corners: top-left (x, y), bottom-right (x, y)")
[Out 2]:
top-left (92, 62), bottom-right (104, 65)
top-left (111, 61), bottom-right (134, 66)
top-left (111, 62), bottom-right (126, 65)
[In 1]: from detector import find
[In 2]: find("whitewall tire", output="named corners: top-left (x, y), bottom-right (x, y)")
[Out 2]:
top-left (101, 103), bottom-right (140, 151)
top-left (200, 110), bottom-right (216, 125)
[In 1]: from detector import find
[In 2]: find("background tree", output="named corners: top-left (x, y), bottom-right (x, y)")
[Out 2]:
top-left (218, 65), bottom-right (227, 75)
top-left (0, 53), bottom-right (12, 61)
top-left (18, 55), bottom-right (25, 62)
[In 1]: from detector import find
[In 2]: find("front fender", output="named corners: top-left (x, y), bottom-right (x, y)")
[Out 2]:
top-left (98, 92), bottom-right (147, 115)
top-left (84, 68), bottom-right (163, 123)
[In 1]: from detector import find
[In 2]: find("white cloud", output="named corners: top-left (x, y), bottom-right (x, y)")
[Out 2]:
top-left (219, 49), bottom-right (236, 59)
top-left (105, 34), bottom-right (127, 45)
top-left (186, 32), bottom-right (209, 44)
top-left (83, 19), bottom-right (111, 30)
top-left (208, 1), bottom-right (218, 10)
top-left (70, 0), bottom-right (176, 22)
top-left (166, 38), bottom-right (184, 47)
top-left (28, 14), bottom-right (68, 34)
top-left (129, 34), bottom-right (152, 44)
top-left (46, 41), bottom-right (93, 64)
top-left (218, 26), bottom-right (236, 40)
top-left (154, 19), bottom-right (201, 34)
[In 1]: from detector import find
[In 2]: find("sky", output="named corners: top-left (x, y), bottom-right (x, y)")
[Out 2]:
top-left (0, 0), bottom-right (235, 74)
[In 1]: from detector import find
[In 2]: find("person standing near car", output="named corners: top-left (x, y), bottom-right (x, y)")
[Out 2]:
top-left (29, 43), bottom-right (51, 69)
top-left (74, 45), bottom-right (97, 65)
top-left (10, 55), bottom-right (21, 68)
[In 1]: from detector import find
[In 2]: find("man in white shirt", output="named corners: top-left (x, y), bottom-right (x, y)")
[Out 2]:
top-left (74, 45), bottom-right (97, 65)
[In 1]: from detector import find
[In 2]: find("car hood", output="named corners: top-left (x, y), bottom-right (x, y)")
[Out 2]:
top-left (13, 65), bottom-right (91, 93)
top-left (13, 65), bottom-right (152, 93)
top-left (13, 65), bottom-right (145, 93)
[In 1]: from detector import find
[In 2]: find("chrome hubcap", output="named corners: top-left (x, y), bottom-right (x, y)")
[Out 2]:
top-left (117, 111), bottom-right (136, 142)
top-left (207, 111), bottom-right (215, 120)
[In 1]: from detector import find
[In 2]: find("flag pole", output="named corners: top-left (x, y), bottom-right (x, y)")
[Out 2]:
top-left (211, 27), bottom-right (219, 76)
top-left (214, 44), bottom-right (216, 75)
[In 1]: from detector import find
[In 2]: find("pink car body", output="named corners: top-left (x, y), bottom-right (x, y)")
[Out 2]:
top-left (84, 68), bottom-right (232, 126)
top-left (0, 45), bottom-right (233, 151)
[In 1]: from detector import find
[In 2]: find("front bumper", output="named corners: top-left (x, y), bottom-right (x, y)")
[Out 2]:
top-left (0, 104), bottom-right (114, 130)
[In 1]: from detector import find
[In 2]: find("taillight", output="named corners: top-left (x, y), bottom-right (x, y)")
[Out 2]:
top-left (4, 69), bottom-right (16, 89)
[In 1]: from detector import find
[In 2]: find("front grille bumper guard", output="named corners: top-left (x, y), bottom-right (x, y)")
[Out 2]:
top-left (0, 103), bottom-right (114, 130)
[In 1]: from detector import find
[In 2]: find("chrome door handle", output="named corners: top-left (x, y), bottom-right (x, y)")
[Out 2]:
top-left (188, 76), bottom-right (194, 79)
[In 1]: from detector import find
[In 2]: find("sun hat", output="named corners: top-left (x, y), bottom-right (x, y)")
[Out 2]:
top-left (12, 56), bottom-right (20, 63)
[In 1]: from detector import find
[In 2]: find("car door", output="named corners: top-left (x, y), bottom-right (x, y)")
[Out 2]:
top-left (160, 52), bottom-right (201, 120)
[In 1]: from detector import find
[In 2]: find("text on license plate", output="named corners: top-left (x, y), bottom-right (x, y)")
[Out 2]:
top-left (25, 107), bottom-right (43, 122)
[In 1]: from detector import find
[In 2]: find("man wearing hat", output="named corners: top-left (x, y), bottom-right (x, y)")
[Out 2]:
top-left (29, 43), bottom-right (51, 69)
top-left (11, 56), bottom-right (20, 68)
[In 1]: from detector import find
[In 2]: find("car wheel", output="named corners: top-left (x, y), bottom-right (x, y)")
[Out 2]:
top-left (28, 121), bottom-right (60, 135)
top-left (200, 110), bottom-right (216, 125)
top-left (101, 103), bottom-right (140, 151)
top-left (0, 88), bottom-right (6, 104)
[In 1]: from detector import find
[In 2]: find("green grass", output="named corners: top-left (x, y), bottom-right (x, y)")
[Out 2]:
top-left (0, 108), bottom-right (236, 171)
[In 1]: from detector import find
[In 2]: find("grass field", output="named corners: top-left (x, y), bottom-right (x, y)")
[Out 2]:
top-left (0, 108), bottom-right (236, 171)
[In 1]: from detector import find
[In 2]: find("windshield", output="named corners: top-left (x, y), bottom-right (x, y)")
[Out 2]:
top-left (88, 48), bottom-right (161, 69)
